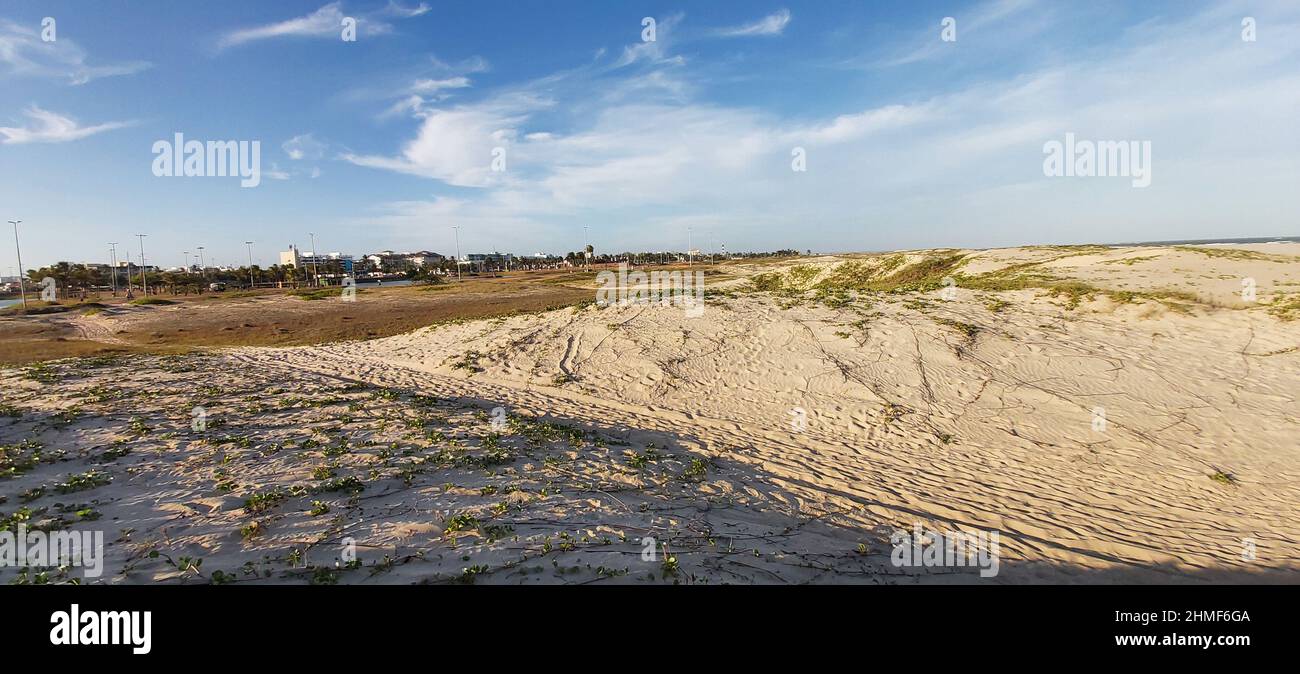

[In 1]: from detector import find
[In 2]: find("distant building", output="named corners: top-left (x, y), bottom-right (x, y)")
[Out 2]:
top-left (405, 250), bottom-right (445, 268)
top-left (114, 261), bottom-right (157, 275)
top-left (280, 244), bottom-right (354, 273)
top-left (362, 250), bottom-right (445, 272)
top-left (515, 254), bottom-right (566, 270)
top-left (464, 252), bottom-right (516, 271)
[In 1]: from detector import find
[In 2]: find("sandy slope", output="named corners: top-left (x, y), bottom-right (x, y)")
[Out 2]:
top-left (2, 244), bottom-right (1298, 584)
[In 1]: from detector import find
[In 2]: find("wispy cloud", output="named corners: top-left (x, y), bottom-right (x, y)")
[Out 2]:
top-left (341, 53), bottom-right (489, 120)
top-left (218, 3), bottom-right (366, 48)
top-left (870, 0), bottom-right (1042, 68)
top-left (0, 19), bottom-right (151, 84)
top-left (614, 13), bottom-right (685, 68)
top-left (0, 106), bottom-right (132, 144)
top-left (343, 91), bottom-right (548, 186)
top-left (283, 133), bottom-right (327, 160)
top-left (715, 9), bottom-right (791, 37)
top-left (216, 2), bottom-right (425, 49)
top-left (379, 1), bottom-right (431, 19)
top-left (347, 0), bottom-right (1300, 252)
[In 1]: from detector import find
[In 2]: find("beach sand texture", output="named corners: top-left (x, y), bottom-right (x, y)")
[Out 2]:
top-left (2, 244), bottom-right (1297, 583)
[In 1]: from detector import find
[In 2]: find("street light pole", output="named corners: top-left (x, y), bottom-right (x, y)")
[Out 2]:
top-left (109, 242), bottom-right (119, 296)
top-left (123, 251), bottom-right (132, 298)
top-left (135, 234), bottom-right (148, 295)
top-left (8, 220), bottom-right (26, 310)
top-left (453, 225), bottom-right (462, 282)
top-left (196, 246), bottom-right (205, 282)
top-left (688, 227), bottom-right (693, 267)
top-left (245, 241), bottom-right (255, 289)
top-left (308, 232), bottom-right (319, 287)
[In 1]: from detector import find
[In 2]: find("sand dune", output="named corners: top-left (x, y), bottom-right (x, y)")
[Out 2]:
top-left (2, 245), bottom-right (1297, 583)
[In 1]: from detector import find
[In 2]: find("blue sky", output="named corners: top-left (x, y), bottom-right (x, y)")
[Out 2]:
top-left (1, 0), bottom-right (1298, 270)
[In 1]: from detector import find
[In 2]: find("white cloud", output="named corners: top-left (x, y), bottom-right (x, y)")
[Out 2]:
top-left (344, 55), bottom-right (487, 120)
top-left (378, 77), bottom-right (475, 117)
top-left (411, 77), bottom-right (470, 94)
top-left (614, 14), bottom-right (684, 68)
top-left (283, 133), bottom-right (327, 160)
top-left (0, 19), bottom-right (151, 84)
top-left (217, 2), bottom-right (425, 49)
top-left (715, 9), bottom-right (791, 37)
top-left (380, 1), bottom-right (431, 19)
top-left (868, 0), bottom-right (1043, 68)
top-left (0, 106), bottom-right (131, 144)
top-left (349, 0), bottom-right (1300, 252)
top-left (791, 104), bottom-right (933, 145)
top-left (427, 54), bottom-right (489, 75)
top-left (219, 3), bottom-right (354, 48)
top-left (343, 100), bottom-right (535, 186)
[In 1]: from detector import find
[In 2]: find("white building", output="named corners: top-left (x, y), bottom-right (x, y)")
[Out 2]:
top-left (280, 244), bottom-right (354, 272)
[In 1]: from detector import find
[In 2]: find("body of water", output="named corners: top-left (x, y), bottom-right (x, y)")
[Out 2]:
top-left (1110, 236), bottom-right (1300, 247)
top-left (354, 278), bottom-right (414, 288)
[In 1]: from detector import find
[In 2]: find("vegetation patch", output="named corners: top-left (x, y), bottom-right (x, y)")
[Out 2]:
top-left (817, 253), bottom-right (968, 294)
top-left (55, 470), bottom-right (112, 494)
top-left (1265, 294), bottom-right (1300, 321)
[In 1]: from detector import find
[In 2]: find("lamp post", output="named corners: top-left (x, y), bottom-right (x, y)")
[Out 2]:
top-left (453, 225), bottom-right (462, 282)
top-left (109, 242), bottom-right (119, 296)
top-left (245, 241), bottom-right (255, 289)
top-left (135, 234), bottom-right (148, 295)
top-left (7, 220), bottom-right (26, 310)
top-left (308, 232), bottom-right (319, 287)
